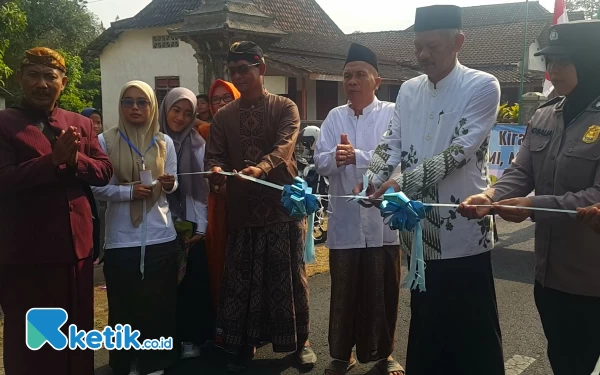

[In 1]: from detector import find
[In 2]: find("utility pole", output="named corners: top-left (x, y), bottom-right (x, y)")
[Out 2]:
top-left (518, 0), bottom-right (530, 125)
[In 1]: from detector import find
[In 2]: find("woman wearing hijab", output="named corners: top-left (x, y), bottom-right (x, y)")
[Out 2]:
top-left (459, 21), bottom-right (600, 375)
top-left (81, 107), bottom-right (104, 135)
top-left (92, 80), bottom-right (179, 375)
top-left (196, 79), bottom-right (240, 313)
top-left (158, 87), bottom-right (212, 359)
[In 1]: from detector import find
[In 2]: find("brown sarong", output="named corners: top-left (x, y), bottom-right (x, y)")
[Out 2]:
top-left (0, 258), bottom-right (94, 375)
top-left (328, 246), bottom-right (402, 363)
top-left (216, 220), bottom-right (309, 353)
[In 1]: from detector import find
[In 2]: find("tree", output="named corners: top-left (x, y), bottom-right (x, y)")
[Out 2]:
top-left (80, 57), bottom-right (102, 110)
top-left (566, 0), bottom-right (600, 18)
top-left (0, 2), bottom-right (26, 85)
top-left (2, 0), bottom-right (103, 109)
top-left (58, 50), bottom-right (94, 112)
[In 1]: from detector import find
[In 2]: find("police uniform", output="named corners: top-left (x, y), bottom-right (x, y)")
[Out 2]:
top-left (492, 21), bottom-right (600, 375)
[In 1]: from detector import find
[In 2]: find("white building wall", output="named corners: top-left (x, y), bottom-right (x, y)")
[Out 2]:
top-left (528, 39), bottom-right (546, 72)
top-left (305, 79), bottom-right (317, 120)
top-left (99, 26), bottom-right (199, 129)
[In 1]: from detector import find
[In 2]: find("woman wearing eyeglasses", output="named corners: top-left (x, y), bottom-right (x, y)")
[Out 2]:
top-left (92, 80), bottom-right (179, 375)
top-left (196, 79), bottom-right (240, 314)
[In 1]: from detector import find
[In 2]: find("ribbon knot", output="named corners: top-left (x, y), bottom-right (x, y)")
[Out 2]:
top-left (281, 177), bottom-right (319, 263)
top-left (379, 188), bottom-right (431, 292)
top-left (380, 190), bottom-right (428, 231)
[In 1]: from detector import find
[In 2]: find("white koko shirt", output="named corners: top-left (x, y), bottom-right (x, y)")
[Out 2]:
top-left (367, 62), bottom-right (501, 260)
top-left (315, 97), bottom-right (399, 250)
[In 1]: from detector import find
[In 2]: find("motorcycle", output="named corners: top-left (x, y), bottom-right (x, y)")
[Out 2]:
top-left (296, 126), bottom-right (329, 244)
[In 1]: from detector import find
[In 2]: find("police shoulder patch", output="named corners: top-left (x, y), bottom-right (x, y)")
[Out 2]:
top-left (537, 96), bottom-right (564, 110)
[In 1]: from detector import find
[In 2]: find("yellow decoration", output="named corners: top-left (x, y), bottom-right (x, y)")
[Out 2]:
top-left (583, 125), bottom-right (600, 144)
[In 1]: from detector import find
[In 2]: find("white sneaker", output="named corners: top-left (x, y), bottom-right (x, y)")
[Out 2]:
top-left (181, 342), bottom-right (201, 359)
top-left (147, 371), bottom-right (164, 375)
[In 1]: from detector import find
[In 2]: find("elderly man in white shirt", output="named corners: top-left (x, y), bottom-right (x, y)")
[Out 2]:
top-left (315, 43), bottom-right (403, 375)
top-left (363, 5), bottom-right (504, 375)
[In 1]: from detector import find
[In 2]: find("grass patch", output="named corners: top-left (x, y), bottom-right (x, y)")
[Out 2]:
top-left (0, 247), bottom-right (331, 375)
top-left (306, 244), bottom-right (329, 277)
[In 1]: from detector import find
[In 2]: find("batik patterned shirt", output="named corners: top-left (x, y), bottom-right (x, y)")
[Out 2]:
top-left (367, 63), bottom-right (501, 260)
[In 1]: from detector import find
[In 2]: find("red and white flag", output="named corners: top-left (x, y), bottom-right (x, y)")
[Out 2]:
top-left (542, 0), bottom-right (569, 97)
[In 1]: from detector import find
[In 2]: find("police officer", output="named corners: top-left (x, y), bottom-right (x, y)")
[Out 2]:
top-left (458, 20), bottom-right (600, 375)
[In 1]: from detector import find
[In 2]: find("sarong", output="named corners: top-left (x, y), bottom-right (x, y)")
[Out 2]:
top-left (406, 251), bottom-right (504, 375)
top-left (0, 258), bottom-right (94, 375)
top-left (103, 241), bottom-right (178, 375)
top-left (328, 246), bottom-right (402, 363)
top-left (216, 220), bottom-right (309, 353)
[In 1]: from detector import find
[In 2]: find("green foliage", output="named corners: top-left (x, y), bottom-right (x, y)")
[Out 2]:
top-left (81, 58), bottom-right (102, 109)
top-left (57, 50), bottom-right (91, 112)
top-left (497, 103), bottom-right (520, 124)
top-left (0, 2), bottom-right (27, 85)
top-left (566, 0), bottom-right (600, 19)
top-left (1, 0), bottom-right (103, 109)
top-left (7, 0), bottom-right (103, 57)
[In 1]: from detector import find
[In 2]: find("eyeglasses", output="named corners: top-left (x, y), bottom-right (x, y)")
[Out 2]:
top-left (228, 63), bottom-right (261, 76)
top-left (120, 98), bottom-right (150, 109)
top-left (210, 93), bottom-right (235, 105)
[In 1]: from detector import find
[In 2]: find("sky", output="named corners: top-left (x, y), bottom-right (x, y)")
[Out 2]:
top-left (88, 0), bottom-right (558, 33)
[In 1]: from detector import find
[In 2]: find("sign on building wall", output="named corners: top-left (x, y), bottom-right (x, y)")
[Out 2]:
top-left (488, 124), bottom-right (527, 184)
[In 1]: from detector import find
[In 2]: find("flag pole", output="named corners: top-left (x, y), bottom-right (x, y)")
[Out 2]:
top-left (518, 0), bottom-right (530, 125)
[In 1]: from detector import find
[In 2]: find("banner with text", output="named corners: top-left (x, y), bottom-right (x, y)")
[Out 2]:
top-left (489, 124), bottom-right (527, 184)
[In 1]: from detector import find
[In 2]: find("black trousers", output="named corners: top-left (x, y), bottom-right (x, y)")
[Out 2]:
top-left (176, 239), bottom-right (215, 345)
top-left (406, 251), bottom-right (505, 375)
top-left (535, 282), bottom-right (600, 375)
top-left (104, 241), bottom-right (178, 375)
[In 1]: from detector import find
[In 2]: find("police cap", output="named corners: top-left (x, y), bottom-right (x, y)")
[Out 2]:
top-left (535, 20), bottom-right (600, 57)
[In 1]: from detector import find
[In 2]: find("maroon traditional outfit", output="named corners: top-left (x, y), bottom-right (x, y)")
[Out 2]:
top-left (0, 99), bottom-right (113, 375)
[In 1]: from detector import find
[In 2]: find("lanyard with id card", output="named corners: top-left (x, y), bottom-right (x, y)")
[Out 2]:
top-left (119, 130), bottom-right (157, 171)
top-left (119, 130), bottom-right (157, 279)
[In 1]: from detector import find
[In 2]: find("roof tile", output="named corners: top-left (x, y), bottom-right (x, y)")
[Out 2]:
top-left (404, 1), bottom-right (550, 31)
top-left (350, 20), bottom-right (549, 66)
top-left (111, 0), bottom-right (343, 37)
top-left (267, 52), bottom-right (418, 82)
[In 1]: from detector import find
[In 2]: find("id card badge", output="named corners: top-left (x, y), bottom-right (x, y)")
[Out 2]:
top-left (139, 170), bottom-right (153, 186)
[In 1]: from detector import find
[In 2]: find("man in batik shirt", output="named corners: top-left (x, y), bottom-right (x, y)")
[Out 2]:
top-left (205, 41), bottom-right (317, 372)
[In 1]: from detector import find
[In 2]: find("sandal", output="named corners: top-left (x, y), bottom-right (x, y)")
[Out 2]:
top-left (296, 346), bottom-right (318, 368)
top-left (226, 346), bottom-right (256, 373)
top-left (324, 358), bottom-right (357, 375)
top-left (376, 359), bottom-right (405, 375)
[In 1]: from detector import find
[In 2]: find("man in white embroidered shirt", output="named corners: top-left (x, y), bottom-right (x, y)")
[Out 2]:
top-left (362, 5), bottom-right (503, 375)
top-left (315, 43), bottom-right (403, 375)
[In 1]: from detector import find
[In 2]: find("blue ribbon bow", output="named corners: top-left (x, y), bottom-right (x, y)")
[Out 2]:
top-left (379, 189), bottom-right (431, 292)
top-left (282, 177), bottom-right (319, 263)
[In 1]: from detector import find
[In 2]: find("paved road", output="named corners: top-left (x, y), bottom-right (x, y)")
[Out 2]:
top-left (95, 219), bottom-right (552, 375)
